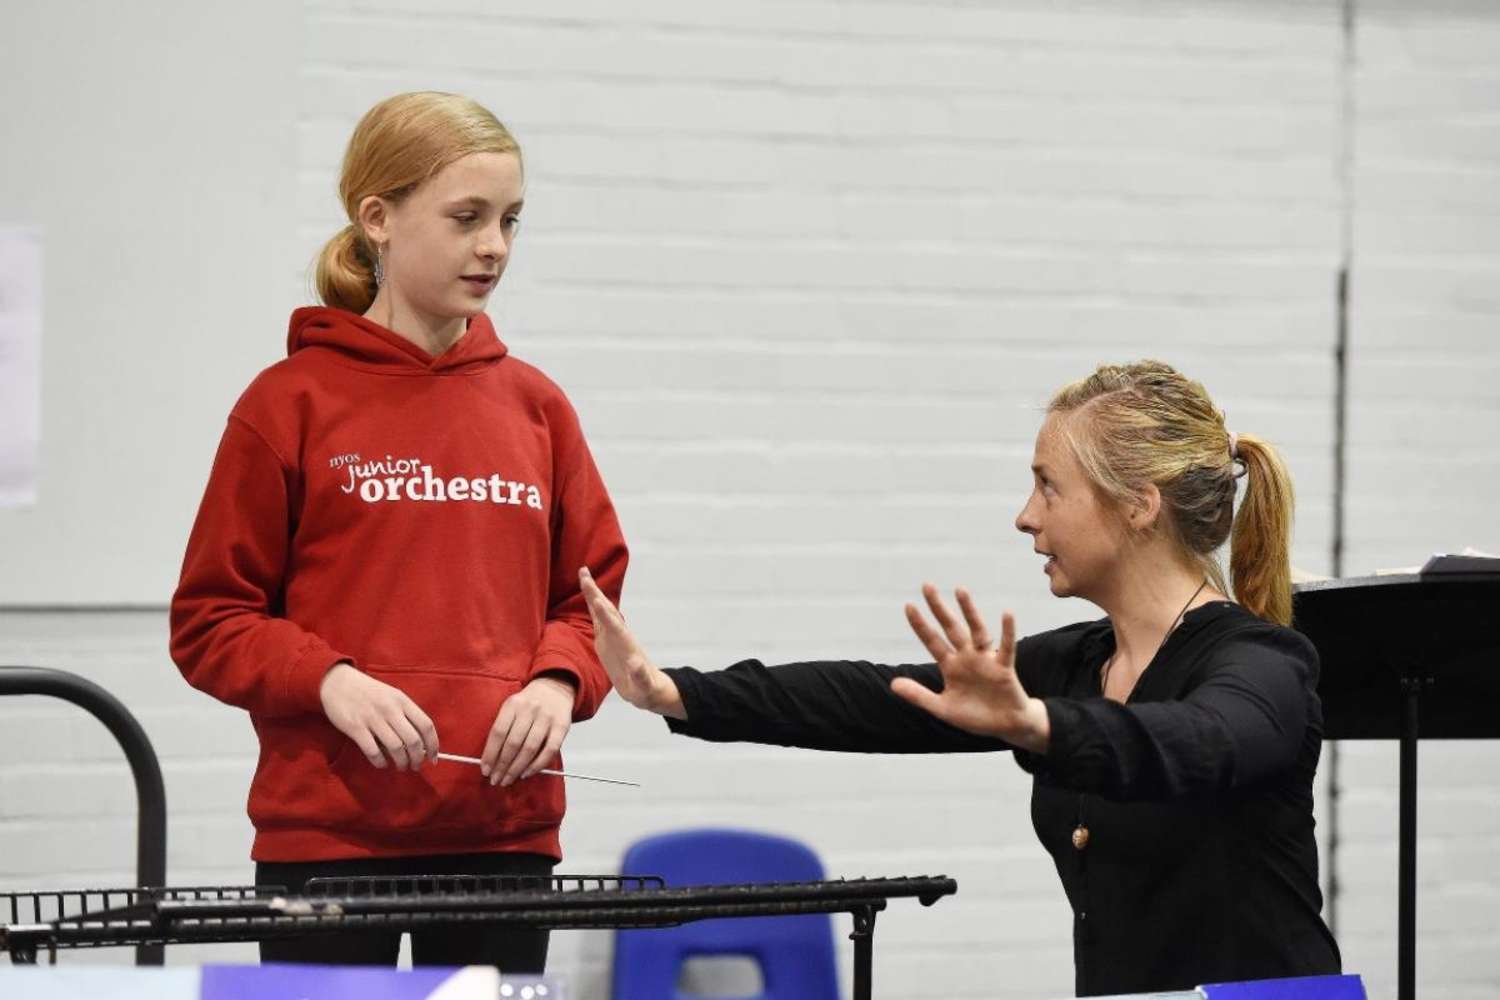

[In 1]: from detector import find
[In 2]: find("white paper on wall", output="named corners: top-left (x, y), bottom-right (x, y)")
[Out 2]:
top-left (0, 226), bottom-right (41, 507)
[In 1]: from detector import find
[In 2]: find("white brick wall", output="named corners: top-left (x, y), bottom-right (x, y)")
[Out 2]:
top-left (3, 0), bottom-right (1498, 997)
top-left (1334, 3), bottom-right (1500, 998)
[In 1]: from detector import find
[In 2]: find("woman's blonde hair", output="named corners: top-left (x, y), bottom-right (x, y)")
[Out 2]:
top-left (1047, 360), bottom-right (1297, 625)
top-left (314, 92), bottom-right (522, 314)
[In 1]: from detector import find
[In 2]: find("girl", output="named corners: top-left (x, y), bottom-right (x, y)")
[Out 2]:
top-left (578, 361), bottom-right (1339, 996)
top-left (170, 92), bottom-right (628, 971)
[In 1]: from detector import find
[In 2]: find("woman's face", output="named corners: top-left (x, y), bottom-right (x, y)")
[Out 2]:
top-left (379, 151), bottom-right (524, 324)
top-left (1014, 413), bottom-right (1127, 600)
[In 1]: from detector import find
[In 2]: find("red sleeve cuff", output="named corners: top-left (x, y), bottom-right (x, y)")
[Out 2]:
top-left (528, 645), bottom-right (603, 721)
top-left (278, 639), bottom-right (352, 716)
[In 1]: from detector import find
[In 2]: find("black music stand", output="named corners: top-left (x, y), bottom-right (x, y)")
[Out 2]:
top-left (1294, 571), bottom-right (1500, 1000)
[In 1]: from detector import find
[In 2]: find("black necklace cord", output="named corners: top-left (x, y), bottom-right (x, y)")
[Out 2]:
top-left (1076, 578), bottom-right (1212, 853)
top-left (1098, 577), bottom-right (1211, 696)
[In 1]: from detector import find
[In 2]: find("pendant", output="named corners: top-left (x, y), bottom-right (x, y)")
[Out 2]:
top-left (1071, 824), bottom-right (1090, 850)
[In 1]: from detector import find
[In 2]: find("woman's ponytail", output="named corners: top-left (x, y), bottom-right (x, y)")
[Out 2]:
top-left (1228, 433), bottom-right (1296, 626)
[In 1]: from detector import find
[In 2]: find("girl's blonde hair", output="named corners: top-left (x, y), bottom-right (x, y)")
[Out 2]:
top-left (315, 92), bottom-right (522, 314)
top-left (1047, 361), bottom-right (1297, 625)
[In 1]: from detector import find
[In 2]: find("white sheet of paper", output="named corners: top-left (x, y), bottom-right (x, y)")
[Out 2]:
top-left (0, 226), bottom-right (41, 507)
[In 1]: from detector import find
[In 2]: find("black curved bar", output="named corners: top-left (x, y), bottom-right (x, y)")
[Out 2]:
top-left (0, 666), bottom-right (167, 965)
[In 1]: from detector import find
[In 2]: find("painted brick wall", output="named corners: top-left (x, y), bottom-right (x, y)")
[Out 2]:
top-left (3, 1), bottom-right (1497, 997)
top-left (1334, 3), bottom-right (1500, 998)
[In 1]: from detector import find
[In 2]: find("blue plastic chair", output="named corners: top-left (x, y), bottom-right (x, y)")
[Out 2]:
top-left (612, 828), bottom-right (841, 1000)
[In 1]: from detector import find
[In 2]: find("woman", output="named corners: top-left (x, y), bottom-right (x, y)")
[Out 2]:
top-left (170, 92), bottom-right (628, 971)
top-left (578, 361), bottom-right (1338, 996)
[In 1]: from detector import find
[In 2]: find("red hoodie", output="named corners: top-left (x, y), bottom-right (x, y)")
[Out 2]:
top-left (170, 307), bottom-right (628, 862)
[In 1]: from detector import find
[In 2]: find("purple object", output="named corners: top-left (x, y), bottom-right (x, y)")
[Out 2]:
top-left (1200, 974), bottom-right (1366, 1000)
top-left (201, 964), bottom-right (472, 1000)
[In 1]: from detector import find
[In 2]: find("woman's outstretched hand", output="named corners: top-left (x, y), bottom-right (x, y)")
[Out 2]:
top-left (890, 584), bottom-right (1051, 753)
top-left (578, 566), bottom-right (686, 720)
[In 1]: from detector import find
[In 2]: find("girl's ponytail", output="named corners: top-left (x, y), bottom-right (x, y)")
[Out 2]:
top-left (315, 224), bottom-right (377, 315)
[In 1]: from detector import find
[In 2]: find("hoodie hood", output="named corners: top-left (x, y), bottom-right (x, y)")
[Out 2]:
top-left (287, 306), bottom-right (509, 374)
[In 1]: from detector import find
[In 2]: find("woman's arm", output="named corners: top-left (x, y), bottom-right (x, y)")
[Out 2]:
top-left (893, 586), bottom-right (1316, 800)
top-left (1022, 629), bottom-right (1316, 800)
top-left (578, 569), bottom-right (1009, 754)
top-left (666, 657), bottom-right (1011, 753)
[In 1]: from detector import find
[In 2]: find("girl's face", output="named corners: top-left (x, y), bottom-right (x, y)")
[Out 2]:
top-left (1014, 414), bottom-right (1129, 601)
top-left (377, 151), bottom-right (524, 324)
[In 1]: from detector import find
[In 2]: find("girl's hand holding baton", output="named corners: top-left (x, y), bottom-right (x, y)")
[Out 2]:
top-left (319, 662), bottom-right (440, 770)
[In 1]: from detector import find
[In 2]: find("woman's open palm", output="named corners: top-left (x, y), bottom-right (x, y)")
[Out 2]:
top-left (891, 584), bottom-right (1043, 747)
top-left (578, 567), bottom-right (685, 719)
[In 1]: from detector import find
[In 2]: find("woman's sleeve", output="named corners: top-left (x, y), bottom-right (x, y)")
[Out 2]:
top-left (1017, 628), bottom-right (1317, 800)
top-left (526, 396), bottom-right (629, 722)
top-left (169, 416), bottom-right (351, 717)
top-left (662, 656), bottom-right (1017, 754)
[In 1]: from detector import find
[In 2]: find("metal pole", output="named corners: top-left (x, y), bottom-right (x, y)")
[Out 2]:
top-left (1398, 675), bottom-right (1420, 1000)
top-left (849, 905), bottom-right (878, 1000)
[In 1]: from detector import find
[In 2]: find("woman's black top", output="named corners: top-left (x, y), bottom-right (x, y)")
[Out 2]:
top-left (662, 601), bottom-right (1340, 996)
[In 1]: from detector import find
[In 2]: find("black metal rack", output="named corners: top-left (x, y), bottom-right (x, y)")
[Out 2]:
top-left (3, 874), bottom-right (957, 1000)
top-left (0, 665), bottom-right (168, 965)
top-left (2, 885), bottom-right (278, 959)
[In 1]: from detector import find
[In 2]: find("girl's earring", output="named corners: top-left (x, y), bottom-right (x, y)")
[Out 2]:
top-left (374, 245), bottom-right (387, 287)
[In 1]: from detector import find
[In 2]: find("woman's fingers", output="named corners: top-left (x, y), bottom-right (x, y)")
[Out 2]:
top-left (578, 567), bottom-right (605, 614)
top-left (580, 584), bottom-right (606, 634)
top-left (581, 568), bottom-right (634, 654)
top-left (890, 676), bottom-right (950, 722)
top-left (905, 602), bottom-right (951, 661)
top-left (955, 587), bottom-right (992, 649)
top-left (998, 610), bottom-right (1017, 668)
top-left (581, 566), bottom-right (667, 710)
top-left (579, 567), bottom-right (625, 628)
top-left (922, 583), bottom-right (970, 649)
